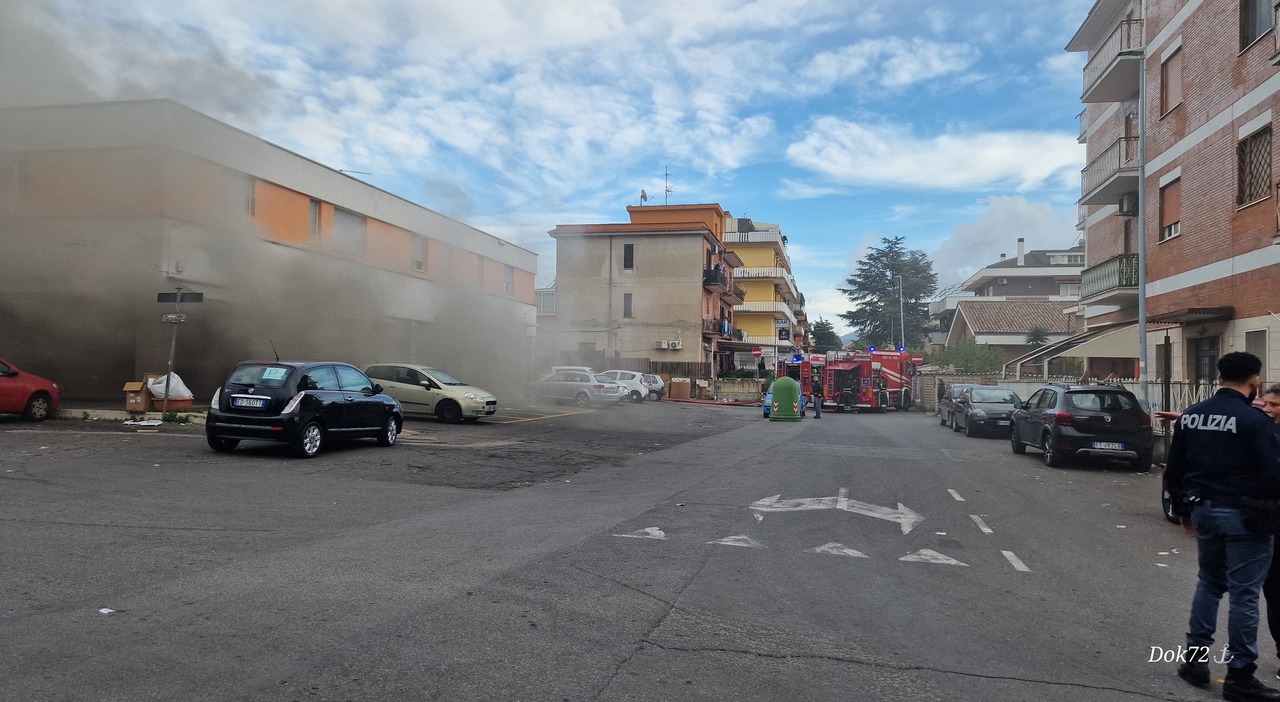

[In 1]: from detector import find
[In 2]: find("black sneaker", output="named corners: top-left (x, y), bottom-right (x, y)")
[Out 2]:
top-left (1223, 674), bottom-right (1280, 701)
top-left (1178, 661), bottom-right (1210, 688)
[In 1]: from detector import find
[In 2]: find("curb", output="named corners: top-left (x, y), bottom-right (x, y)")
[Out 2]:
top-left (57, 408), bottom-right (207, 426)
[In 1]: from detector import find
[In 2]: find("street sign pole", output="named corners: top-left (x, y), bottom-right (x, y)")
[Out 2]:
top-left (163, 288), bottom-right (182, 416)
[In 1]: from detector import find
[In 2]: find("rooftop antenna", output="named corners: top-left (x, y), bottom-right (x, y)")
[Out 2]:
top-left (664, 165), bottom-right (674, 205)
top-left (339, 169), bottom-right (372, 176)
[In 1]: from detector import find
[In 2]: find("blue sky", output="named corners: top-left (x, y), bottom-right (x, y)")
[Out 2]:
top-left (3, 0), bottom-right (1096, 332)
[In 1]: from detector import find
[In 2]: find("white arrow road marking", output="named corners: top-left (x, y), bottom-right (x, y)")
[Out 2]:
top-left (899, 549), bottom-right (970, 566)
top-left (807, 542), bottom-right (869, 558)
top-left (749, 494), bottom-right (839, 511)
top-left (614, 527), bottom-right (667, 540)
top-left (969, 515), bottom-right (993, 534)
top-left (1002, 550), bottom-right (1031, 572)
top-left (750, 489), bottom-right (924, 534)
top-left (707, 535), bottom-right (767, 548)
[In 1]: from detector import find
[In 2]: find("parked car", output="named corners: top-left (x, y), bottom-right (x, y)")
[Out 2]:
top-left (205, 361), bottom-right (402, 458)
top-left (939, 383), bottom-right (976, 429)
top-left (365, 363), bottom-right (496, 422)
top-left (1009, 382), bottom-right (1153, 471)
top-left (528, 370), bottom-right (623, 407)
top-left (601, 370), bottom-right (649, 402)
top-left (551, 366), bottom-right (597, 376)
top-left (0, 358), bottom-right (60, 421)
top-left (952, 386), bottom-right (1022, 437)
top-left (641, 373), bottom-right (666, 401)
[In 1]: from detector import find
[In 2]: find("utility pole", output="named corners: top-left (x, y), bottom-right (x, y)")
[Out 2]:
top-left (898, 275), bottom-right (906, 351)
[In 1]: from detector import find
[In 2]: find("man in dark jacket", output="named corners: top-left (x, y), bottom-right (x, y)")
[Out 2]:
top-left (1168, 352), bottom-right (1280, 700)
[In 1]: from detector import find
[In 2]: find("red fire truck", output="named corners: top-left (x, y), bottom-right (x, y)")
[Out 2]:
top-left (819, 349), bottom-right (915, 412)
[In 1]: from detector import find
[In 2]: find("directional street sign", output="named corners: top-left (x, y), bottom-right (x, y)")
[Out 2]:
top-left (156, 292), bottom-right (204, 304)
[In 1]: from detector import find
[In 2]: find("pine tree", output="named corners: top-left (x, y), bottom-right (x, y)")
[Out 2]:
top-left (810, 318), bottom-right (842, 353)
top-left (838, 236), bottom-right (937, 350)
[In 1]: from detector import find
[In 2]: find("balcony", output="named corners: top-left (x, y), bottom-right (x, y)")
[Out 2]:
top-left (702, 317), bottom-right (747, 341)
top-left (1077, 109), bottom-right (1088, 143)
top-left (1082, 19), bottom-right (1144, 103)
top-left (1080, 254), bottom-right (1139, 305)
top-left (1080, 136), bottom-right (1139, 206)
top-left (1077, 203), bottom-right (1088, 230)
top-left (735, 266), bottom-right (800, 300)
top-left (722, 282), bottom-right (747, 306)
top-left (702, 267), bottom-right (728, 291)
top-left (734, 301), bottom-right (798, 327)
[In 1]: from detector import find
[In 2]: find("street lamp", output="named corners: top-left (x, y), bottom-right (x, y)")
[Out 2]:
top-left (898, 275), bottom-right (906, 352)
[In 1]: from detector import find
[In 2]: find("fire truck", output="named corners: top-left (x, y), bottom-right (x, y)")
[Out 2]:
top-left (819, 349), bottom-right (915, 412)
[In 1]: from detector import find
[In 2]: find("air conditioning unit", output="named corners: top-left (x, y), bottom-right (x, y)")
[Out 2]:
top-left (653, 340), bottom-right (670, 349)
top-left (670, 340), bottom-right (683, 350)
top-left (1117, 192), bottom-right (1138, 217)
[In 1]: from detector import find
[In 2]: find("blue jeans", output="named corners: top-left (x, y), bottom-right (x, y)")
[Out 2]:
top-left (1187, 504), bottom-right (1275, 672)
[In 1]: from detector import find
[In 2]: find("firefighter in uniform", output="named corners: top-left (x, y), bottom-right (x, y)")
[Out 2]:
top-left (1167, 352), bottom-right (1280, 700)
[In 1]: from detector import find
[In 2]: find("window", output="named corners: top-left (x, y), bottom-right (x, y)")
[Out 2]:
top-left (623, 293), bottom-right (633, 318)
top-left (1192, 336), bottom-right (1221, 385)
top-left (503, 265), bottom-right (514, 294)
top-left (1242, 0), bottom-right (1274, 49)
top-left (1160, 49), bottom-right (1182, 114)
top-left (308, 366), bottom-right (341, 391)
top-left (623, 243), bottom-right (635, 270)
top-left (536, 289), bottom-right (556, 316)
top-left (1246, 329), bottom-right (1268, 377)
top-left (1059, 283), bottom-right (1081, 296)
top-left (334, 365), bottom-right (373, 393)
top-left (1067, 254), bottom-right (1084, 264)
top-left (308, 199), bottom-right (321, 244)
top-left (411, 235), bottom-right (427, 272)
top-left (1160, 179), bottom-right (1182, 240)
top-left (1238, 126), bottom-right (1272, 206)
top-left (332, 207), bottom-right (366, 255)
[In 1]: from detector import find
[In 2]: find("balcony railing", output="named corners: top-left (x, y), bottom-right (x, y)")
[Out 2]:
top-left (701, 317), bottom-right (746, 340)
top-left (1077, 203), bottom-right (1088, 230)
top-left (1080, 254), bottom-right (1139, 300)
top-left (723, 282), bottom-right (747, 304)
top-left (1077, 109), bottom-right (1088, 143)
top-left (1081, 136), bottom-right (1138, 200)
top-left (702, 268), bottom-right (728, 290)
top-left (1083, 19), bottom-right (1144, 101)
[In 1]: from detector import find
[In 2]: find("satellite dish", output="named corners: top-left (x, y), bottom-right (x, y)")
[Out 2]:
top-left (640, 189), bottom-right (649, 204)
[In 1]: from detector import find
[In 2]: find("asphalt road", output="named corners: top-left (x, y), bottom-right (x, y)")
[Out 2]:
top-left (0, 403), bottom-right (1227, 701)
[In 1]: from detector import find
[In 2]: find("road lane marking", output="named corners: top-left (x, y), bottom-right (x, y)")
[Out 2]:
top-left (489, 409), bottom-right (593, 424)
top-left (807, 542), bottom-right (868, 558)
top-left (1002, 550), bottom-right (1031, 572)
top-left (948, 489), bottom-right (965, 502)
top-left (969, 515), bottom-right (993, 534)
top-left (707, 535), bottom-right (766, 548)
top-left (750, 490), bottom-right (924, 534)
top-left (900, 549), bottom-right (969, 566)
top-left (614, 527), bottom-right (667, 540)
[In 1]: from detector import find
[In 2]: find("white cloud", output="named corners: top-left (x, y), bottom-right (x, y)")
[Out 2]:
top-left (786, 118), bottom-right (1084, 193)
top-left (799, 37), bottom-right (980, 93)
top-left (928, 195), bottom-right (1080, 291)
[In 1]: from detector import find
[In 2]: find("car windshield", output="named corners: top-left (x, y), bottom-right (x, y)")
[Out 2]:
top-left (971, 388), bottom-right (1019, 404)
top-left (1067, 391), bottom-right (1137, 411)
top-left (227, 363), bottom-right (293, 389)
top-left (594, 375), bottom-right (615, 384)
top-left (424, 368), bottom-right (467, 385)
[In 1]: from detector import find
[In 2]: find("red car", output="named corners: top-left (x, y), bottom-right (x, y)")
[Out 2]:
top-left (0, 358), bottom-right (60, 421)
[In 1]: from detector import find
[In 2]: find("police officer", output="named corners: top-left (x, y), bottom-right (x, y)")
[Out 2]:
top-left (1168, 352), bottom-right (1280, 700)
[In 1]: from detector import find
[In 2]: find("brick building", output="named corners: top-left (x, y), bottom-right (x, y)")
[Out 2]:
top-left (1069, 0), bottom-right (1279, 386)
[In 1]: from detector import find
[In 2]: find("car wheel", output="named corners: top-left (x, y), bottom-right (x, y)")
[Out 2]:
top-left (23, 392), bottom-right (52, 421)
top-left (377, 415), bottom-right (400, 446)
top-left (900, 389), bottom-right (911, 411)
top-left (1130, 450), bottom-right (1152, 473)
top-left (1010, 426), bottom-right (1026, 454)
top-left (292, 421), bottom-right (324, 458)
top-left (649, 390), bottom-right (660, 402)
top-left (630, 390), bottom-right (643, 403)
top-left (950, 414), bottom-right (959, 432)
top-left (574, 392), bottom-right (591, 408)
top-left (964, 419), bottom-right (975, 438)
top-left (207, 435), bottom-right (239, 453)
top-left (1042, 433), bottom-right (1064, 467)
top-left (1161, 475), bottom-right (1180, 524)
top-left (435, 401), bottom-right (463, 423)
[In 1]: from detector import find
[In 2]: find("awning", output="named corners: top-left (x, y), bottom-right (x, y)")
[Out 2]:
top-left (1002, 321), bottom-right (1138, 378)
top-left (1147, 307), bottom-right (1234, 324)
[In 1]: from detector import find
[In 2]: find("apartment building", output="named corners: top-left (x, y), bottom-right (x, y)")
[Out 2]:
top-left (723, 217), bottom-right (809, 368)
top-left (0, 100), bottom-right (537, 398)
top-left (540, 204), bottom-right (746, 377)
top-left (1068, 0), bottom-right (1280, 386)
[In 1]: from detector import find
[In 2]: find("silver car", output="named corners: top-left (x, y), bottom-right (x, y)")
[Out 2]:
top-left (529, 371), bottom-right (623, 407)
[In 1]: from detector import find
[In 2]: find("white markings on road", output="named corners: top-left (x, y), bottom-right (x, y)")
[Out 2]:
top-left (969, 515), bottom-right (993, 534)
top-left (1002, 550), bottom-right (1031, 572)
top-left (948, 489), bottom-right (965, 502)
top-left (614, 527), bottom-right (667, 540)
top-left (750, 490), bottom-right (924, 534)
top-left (807, 542), bottom-right (869, 558)
top-left (707, 535), bottom-right (766, 548)
top-left (754, 513), bottom-right (763, 522)
top-left (899, 549), bottom-right (969, 567)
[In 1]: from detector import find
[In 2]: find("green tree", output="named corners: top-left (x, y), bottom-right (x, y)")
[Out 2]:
top-left (1025, 325), bottom-right (1050, 347)
top-left (927, 339), bottom-right (1006, 374)
top-left (839, 236), bottom-right (937, 350)
top-left (809, 318), bottom-right (842, 354)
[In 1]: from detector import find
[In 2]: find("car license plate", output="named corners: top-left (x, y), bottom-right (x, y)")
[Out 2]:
top-left (1092, 441), bottom-right (1125, 450)
top-left (232, 397), bottom-right (266, 408)
top-left (996, 420), bottom-right (1010, 426)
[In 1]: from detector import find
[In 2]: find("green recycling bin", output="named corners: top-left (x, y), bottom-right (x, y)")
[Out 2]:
top-left (769, 377), bottom-right (802, 421)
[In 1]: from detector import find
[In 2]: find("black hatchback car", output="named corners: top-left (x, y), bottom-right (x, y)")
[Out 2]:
top-left (206, 361), bottom-right (403, 458)
top-left (1010, 382), bottom-right (1153, 471)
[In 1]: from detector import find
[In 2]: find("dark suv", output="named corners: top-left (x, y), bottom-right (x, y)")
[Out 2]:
top-left (1010, 382), bottom-right (1153, 471)
top-left (206, 361), bottom-right (403, 458)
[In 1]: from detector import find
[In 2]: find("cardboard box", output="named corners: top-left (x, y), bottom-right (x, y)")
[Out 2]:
top-left (123, 381), bottom-right (149, 413)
